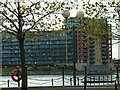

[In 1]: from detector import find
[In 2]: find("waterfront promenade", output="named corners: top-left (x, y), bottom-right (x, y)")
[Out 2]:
top-left (1, 86), bottom-right (120, 90)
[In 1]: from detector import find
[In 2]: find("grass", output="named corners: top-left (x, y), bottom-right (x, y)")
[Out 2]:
top-left (1, 65), bottom-right (74, 73)
top-left (1, 67), bottom-right (17, 73)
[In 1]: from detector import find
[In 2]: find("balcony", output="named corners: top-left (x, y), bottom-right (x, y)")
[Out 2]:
top-left (102, 56), bottom-right (109, 59)
top-left (89, 60), bottom-right (95, 64)
top-left (89, 44), bottom-right (95, 48)
top-left (102, 40), bottom-right (108, 44)
top-left (82, 57), bottom-right (88, 60)
top-left (82, 53), bottom-right (87, 56)
top-left (102, 48), bottom-right (108, 51)
top-left (102, 60), bottom-right (108, 64)
top-left (89, 37), bottom-right (94, 40)
top-left (101, 44), bottom-right (108, 47)
top-left (89, 41), bottom-right (95, 44)
top-left (89, 48), bottom-right (95, 52)
top-left (102, 53), bottom-right (108, 56)
top-left (89, 53), bottom-right (95, 56)
top-left (90, 57), bottom-right (95, 60)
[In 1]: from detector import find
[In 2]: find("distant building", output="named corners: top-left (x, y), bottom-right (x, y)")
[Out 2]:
top-left (2, 31), bottom-right (74, 65)
top-left (1, 17), bottom-right (113, 71)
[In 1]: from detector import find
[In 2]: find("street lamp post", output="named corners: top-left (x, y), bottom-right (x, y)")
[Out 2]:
top-left (62, 10), bottom-right (84, 86)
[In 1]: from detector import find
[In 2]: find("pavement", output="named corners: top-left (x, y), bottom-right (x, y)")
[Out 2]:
top-left (1, 86), bottom-right (120, 90)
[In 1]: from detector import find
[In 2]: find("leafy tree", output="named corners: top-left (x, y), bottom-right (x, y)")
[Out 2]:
top-left (81, 0), bottom-right (120, 44)
top-left (0, 0), bottom-right (75, 89)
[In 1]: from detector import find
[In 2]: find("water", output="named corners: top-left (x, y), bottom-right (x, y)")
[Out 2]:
top-left (0, 74), bottom-right (118, 88)
top-left (0, 75), bottom-right (83, 87)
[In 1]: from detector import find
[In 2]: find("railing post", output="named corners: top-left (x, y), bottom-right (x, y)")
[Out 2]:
top-left (116, 67), bottom-right (119, 85)
top-left (90, 77), bottom-right (91, 85)
top-left (18, 81), bottom-right (20, 87)
top-left (70, 78), bottom-right (72, 86)
top-left (115, 80), bottom-right (117, 90)
top-left (111, 74), bottom-right (113, 84)
top-left (8, 80), bottom-right (9, 87)
top-left (62, 66), bottom-right (65, 86)
top-left (26, 67), bottom-right (28, 87)
top-left (17, 68), bottom-right (20, 87)
top-left (103, 75), bottom-right (104, 85)
top-left (98, 76), bottom-right (100, 85)
top-left (77, 77), bottom-right (79, 85)
top-left (52, 78), bottom-right (53, 86)
top-left (107, 75), bottom-right (109, 82)
top-left (84, 66), bottom-right (87, 90)
top-left (93, 76), bottom-right (95, 85)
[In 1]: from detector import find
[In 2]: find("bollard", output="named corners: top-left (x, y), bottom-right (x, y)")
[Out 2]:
top-left (8, 80), bottom-right (9, 87)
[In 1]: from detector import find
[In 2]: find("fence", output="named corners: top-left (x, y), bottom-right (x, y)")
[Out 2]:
top-left (83, 66), bottom-right (120, 90)
top-left (0, 76), bottom-right (84, 87)
top-left (0, 67), bottom-right (119, 90)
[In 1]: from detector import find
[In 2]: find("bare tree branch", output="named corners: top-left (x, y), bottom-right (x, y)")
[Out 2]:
top-left (23, 3), bottom-right (64, 35)
top-left (5, 2), bottom-right (18, 18)
top-left (1, 24), bottom-right (17, 34)
top-left (1, 11), bottom-right (18, 31)
top-left (7, 31), bottom-right (17, 36)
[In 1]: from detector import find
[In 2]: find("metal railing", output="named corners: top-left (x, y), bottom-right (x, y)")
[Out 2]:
top-left (0, 67), bottom-right (119, 90)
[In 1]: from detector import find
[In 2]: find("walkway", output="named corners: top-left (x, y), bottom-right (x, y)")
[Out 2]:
top-left (1, 86), bottom-right (120, 90)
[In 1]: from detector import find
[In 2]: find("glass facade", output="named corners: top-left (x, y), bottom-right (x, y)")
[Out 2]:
top-left (2, 31), bottom-right (76, 65)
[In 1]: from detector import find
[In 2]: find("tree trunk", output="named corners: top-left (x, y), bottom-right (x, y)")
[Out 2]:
top-left (18, 39), bottom-right (27, 90)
